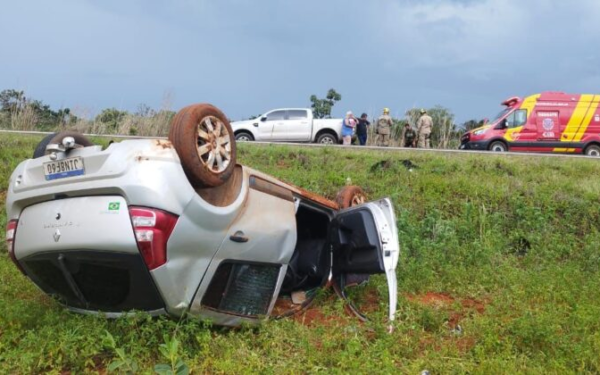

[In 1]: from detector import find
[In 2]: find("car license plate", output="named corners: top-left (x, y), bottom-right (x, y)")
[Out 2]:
top-left (43, 157), bottom-right (85, 180)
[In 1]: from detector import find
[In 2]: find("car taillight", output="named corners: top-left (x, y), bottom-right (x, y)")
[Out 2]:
top-left (5, 220), bottom-right (26, 275)
top-left (129, 207), bottom-right (178, 270)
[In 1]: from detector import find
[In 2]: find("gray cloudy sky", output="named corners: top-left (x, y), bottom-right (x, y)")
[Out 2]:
top-left (2, 0), bottom-right (600, 122)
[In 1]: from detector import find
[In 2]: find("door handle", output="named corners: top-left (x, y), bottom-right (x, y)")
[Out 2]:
top-left (229, 230), bottom-right (249, 243)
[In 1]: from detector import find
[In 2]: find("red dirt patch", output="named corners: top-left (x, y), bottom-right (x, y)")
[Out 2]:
top-left (418, 334), bottom-right (477, 354)
top-left (454, 336), bottom-right (477, 352)
top-left (406, 292), bottom-right (487, 327)
top-left (294, 307), bottom-right (337, 327)
top-left (272, 294), bottom-right (340, 327)
top-left (350, 287), bottom-right (381, 314)
top-left (461, 298), bottom-right (485, 314)
top-left (273, 287), bottom-right (384, 328)
top-left (271, 297), bottom-right (303, 317)
top-left (409, 292), bottom-right (455, 308)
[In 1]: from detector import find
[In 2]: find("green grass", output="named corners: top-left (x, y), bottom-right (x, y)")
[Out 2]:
top-left (2, 133), bottom-right (600, 373)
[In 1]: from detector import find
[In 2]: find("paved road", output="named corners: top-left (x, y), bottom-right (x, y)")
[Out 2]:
top-left (0, 129), bottom-right (596, 160)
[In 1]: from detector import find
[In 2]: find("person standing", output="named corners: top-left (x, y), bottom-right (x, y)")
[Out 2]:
top-left (376, 107), bottom-right (393, 147)
top-left (416, 109), bottom-right (433, 148)
top-left (342, 111), bottom-right (357, 146)
top-left (401, 123), bottom-right (417, 148)
top-left (356, 113), bottom-right (370, 146)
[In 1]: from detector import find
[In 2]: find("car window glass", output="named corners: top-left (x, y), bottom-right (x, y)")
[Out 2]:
top-left (504, 112), bottom-right (515, 128)
top-left (267, 110), bottom-right (286, 121)
top-left (514, 109), bottom-right (527, 127)
top-left (288, 110), bottom-right (308, 120)
top-left (506, 109), bottom-right (527, 128)
top-left (488, 108), bottom-right (512, 125)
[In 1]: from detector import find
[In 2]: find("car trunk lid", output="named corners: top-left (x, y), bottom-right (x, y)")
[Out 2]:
top-left (14, 196), bottom-right (137, 260)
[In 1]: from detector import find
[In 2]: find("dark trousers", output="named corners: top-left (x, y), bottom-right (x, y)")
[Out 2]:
top-left (358, 134), bottom-right (367, 146)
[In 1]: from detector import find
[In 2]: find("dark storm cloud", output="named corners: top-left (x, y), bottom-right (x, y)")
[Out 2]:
top-left (1, 0), bottom-right (599, 122)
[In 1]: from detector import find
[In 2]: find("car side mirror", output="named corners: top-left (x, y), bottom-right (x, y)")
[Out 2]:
top-left (260, 117), bottom-right (267, 122)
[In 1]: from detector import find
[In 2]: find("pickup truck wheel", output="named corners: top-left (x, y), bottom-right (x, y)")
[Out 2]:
top-left (584, 144), bottom-right (600, 157)
top-left (317, 133), bottom-right (337, 145)
top-left (169, 103), bottom-right (236, 188)
top-left (235, 132), bottom-right (254, 142)
top-left (336, 186), bottom-right (367, 209)
top-left (489, 141), bottom-right (508, 152)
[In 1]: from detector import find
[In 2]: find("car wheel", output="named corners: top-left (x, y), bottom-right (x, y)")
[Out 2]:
top-left (33, 133), bottom-right (58, 158)
top-left (235, 132), bottom-right (254, 142)
top-left (169, 103), bottom-right (236, 188)
top-left (43, 131), bottom-right (93, 155)
top-left (336, 185), bottom-right (367, 209)
top-left (489, 141), bottom-right (508, 152)
top-left (317, 133), bottom-right (337, 145)
top-left (584, 144), bottom-right (600, 157)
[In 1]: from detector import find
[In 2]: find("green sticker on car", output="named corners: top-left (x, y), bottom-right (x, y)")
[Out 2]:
top-left (108, 202), bottom-right (120, 211)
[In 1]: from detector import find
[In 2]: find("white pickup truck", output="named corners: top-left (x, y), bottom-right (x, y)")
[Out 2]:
top-left (231, 108), bottom-right (344, 144)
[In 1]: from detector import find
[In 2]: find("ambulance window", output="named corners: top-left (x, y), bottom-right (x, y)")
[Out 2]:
top-left (506, 109), bottom-right (527, 128)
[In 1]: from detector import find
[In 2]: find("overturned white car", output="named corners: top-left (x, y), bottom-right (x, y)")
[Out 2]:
top-left (5, 104), bottom-right (399, 326)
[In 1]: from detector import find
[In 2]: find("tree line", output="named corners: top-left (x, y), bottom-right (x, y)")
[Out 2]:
top-left (0, 89), bottom-right (175, 136)
top-left (0, 88), bottom-right (485, 148)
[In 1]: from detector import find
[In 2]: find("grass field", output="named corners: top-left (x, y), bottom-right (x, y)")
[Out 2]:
top-left (2, 133), bottom-right (600, 373)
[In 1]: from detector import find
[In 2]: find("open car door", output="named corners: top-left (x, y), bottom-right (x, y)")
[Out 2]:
top-left (330, 198), bottom-right (399, 329)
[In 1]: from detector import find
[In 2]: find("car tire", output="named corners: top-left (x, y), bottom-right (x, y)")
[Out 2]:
top-left (316, 133), bottom-right (337, 145)
top-left (489, 141), bottom-right (508, 152)
top-left (336, 185), bottom-right (367, 209)
top-left (235, 132), bottom-right (254, 142)
top-left (38, 132), bottom-right (93, 157)
top-left (584, 144), bottom-right (600, 157)
top-left (169, 103), bottom-right (236, 188)
top-left (33, 133), bottom-right (58, 158)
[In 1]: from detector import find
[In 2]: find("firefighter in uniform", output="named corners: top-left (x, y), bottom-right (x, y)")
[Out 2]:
top-left (416, 109), bottom-right (433, 148)
top-left (376, 107), bottom-right (393, 147)
top-left (401, 123), bottom-right (417, 148)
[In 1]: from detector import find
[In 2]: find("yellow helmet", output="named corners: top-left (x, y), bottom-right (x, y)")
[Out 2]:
top-left (383, 107), bottom-right (390, 114)
top-left (420, 108), bottom-right (426, 114)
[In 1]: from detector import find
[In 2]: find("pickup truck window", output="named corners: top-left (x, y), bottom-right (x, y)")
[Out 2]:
top-left (288, 110), bottom-right (308, 120)
top-left (267, 110), bottom-right (287, 121)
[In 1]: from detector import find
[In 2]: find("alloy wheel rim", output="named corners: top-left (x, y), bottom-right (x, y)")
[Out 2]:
top-left (196, 116), bottom-right (231, 173)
